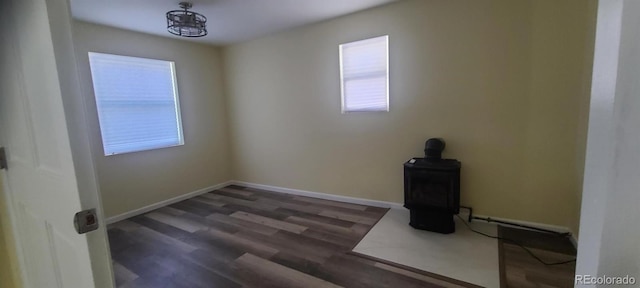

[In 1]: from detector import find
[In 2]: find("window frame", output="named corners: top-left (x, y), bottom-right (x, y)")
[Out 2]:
top-left (88, 52), bottom-right (185, 156)
top-left (339, 35), bottom-right (390, 113)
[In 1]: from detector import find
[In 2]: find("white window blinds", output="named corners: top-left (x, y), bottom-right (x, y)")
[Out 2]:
top-left (339, 35), bottom-right (389, 112)
top-left (88, 52), bottom-right (184, 155)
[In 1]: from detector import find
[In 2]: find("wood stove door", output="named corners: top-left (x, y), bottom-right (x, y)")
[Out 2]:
top-left (404, 167), bottom-right (460, 212)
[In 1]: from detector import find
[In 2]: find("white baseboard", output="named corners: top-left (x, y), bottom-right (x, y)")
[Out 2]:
top-left (232, 181), bottom-right (405, 209)
top-left (234, 180), bottom-right (578, 248)
top-left (105, 180), bottom-right (233, 224)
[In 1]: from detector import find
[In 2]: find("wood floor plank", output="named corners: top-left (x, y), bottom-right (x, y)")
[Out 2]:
top-left (301, 228), bottom-right (357, 249)
top-left (271, 229), bottom-right (349, 253)
top-left (373, 262), bottom-right (467, 288)
top-left (209, 189), bottom-right (259, 201)
top-left (120, 241), bottom-right (240, 288)
top-left (309, 203), bottom-right (385, 219)
top-left (186, 199), bottom-right (236, 215)
top-left (351, 223), bottom-right (375, 236)
top-left (113, 261), bottom-right (139, 287)
top-left (233, 186), bottom-right (295, 201)
top-left (117, 278), bottom-right (154, 288)
top-left (157, 253), bottom-right (241, 288)
top-left (217, 187), bottom-right (255, 197)
top-left (199, 192), bottom-right (227, 201)
top-left (286, 216), bottom-right (362, 240)
top-left (256, 197), bottom-right (324, 214)
top-left (208, 193), bottom-right (280, 211)
top-left (168, 201), bottom-right (214, 217)
top-left (194, 228), bottom-right (279, 259)
top-left (110, 220), bottom-right (142, 232)
top-left (225, 203), bottom-right (291, 221)
top-left (189, 195), bottom-right (226, 207)
top-left (112, 243), bottom-right (175, 282)
top-left (119, 275), bottom-right (185, 288)
top-left (130, 216), bottom-right (246, 262)
top-left (318, 210), bottom-right (378, 225)
top-left (277, 197), bottom-right (387, 219)
top-left (145, 212), bottom-right (205, 233)
top-left (156, 206), bottom-right (186, 217)
top-left (205, 212), bottom-right (279, 235)
top-left (183, 248), bottom-right (261, 288)
top-left (293, 196), bottom-right (369, 211)
top-left (128, 215), bottom-right (193, 242)
top-left (316, 254), bottom-right (442, 288)
top-left (365, 206), bottom-right (390, 214)
top-left (181, 199), bottom-right (232, 215)
top-left (107, 228), bottom-right (138, 254)
top-left (234, 253), bottom-right (343, 288)
top-left (269, 251), bottom-right (323, 275)
top-left (235, 229), bottom-right (331, 264)
top-left (231, 211), bottom-right (308, 234)
top-left (501, 228), bottom-right (576, 255)
top-left (499, 226), bottom-right (577, 288)
top-left (177, 211), bottom-right (240, 234)
top-left (277, 207), bottom-right (358, 227)
top-left (132, 226), bottom-right (197, 254)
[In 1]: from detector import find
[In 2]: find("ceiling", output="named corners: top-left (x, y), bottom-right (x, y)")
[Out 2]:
top-left (71, 0), bottom-right (399, 46)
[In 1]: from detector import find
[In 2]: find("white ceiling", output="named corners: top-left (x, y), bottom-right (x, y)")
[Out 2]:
top-left (71, 0), bottom-right (399, 46)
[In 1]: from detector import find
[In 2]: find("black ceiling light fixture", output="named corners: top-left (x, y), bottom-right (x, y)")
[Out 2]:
top-left (166, 2), bottom-right (208, 37)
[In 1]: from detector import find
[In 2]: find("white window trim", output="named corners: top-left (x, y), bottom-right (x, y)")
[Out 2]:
top-left (339, 35), bottom-right (390, 113)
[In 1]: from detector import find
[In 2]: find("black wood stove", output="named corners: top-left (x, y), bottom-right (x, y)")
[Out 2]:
top-left (404, 138), bottom-right (461, 234)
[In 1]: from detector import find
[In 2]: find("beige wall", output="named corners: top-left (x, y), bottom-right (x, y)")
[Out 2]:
top-left (73, 21), bottom-right (232, 218)
top-left (224, 0), bottom-right (595, 231)
top-left (0, 176), bottom-right (22, 288)
top-left (526, 0), bottom-right (596, 236)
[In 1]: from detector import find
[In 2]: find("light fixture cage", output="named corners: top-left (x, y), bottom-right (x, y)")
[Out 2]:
top-left (166, 2), bottom-right (208, 37)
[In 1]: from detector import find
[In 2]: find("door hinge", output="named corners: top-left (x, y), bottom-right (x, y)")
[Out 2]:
top-left (0, 147), bottom-right (7, 170)
top-left (73, 208), bottom-right (99, 234)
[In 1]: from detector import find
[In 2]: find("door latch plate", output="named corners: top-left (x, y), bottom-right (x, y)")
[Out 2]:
top-left (74, 208), bottom-right (99, 234)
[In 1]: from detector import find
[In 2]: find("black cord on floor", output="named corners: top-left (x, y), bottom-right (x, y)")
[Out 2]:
top-left (455, 214), bottom-right (577, 266)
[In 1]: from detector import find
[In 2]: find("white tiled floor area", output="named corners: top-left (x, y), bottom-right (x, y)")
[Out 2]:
top-left (353, 208), bottom-right (500, 287)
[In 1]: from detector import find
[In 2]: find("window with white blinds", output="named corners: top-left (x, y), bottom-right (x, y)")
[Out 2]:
top-left (88, 52), bottom-right (184, 156)
top-left (339, 35), bottom-right (389, 113)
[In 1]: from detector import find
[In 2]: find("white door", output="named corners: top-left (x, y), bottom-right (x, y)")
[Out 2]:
top-left (0, 0), bottom-right (114, 287)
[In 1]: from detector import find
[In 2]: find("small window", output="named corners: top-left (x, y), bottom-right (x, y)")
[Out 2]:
top-left (88, 52), bottom-right (184, 155)
top-left (339, 35), bottom-right (389, 113)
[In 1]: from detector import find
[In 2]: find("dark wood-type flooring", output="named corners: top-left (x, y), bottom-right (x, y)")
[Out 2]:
top-left (108, 185), bottom-right (476, 288)
top-left (499, 226), bottom-right (577, 288)
top-left (108, 185), bottom-right (578, 288)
